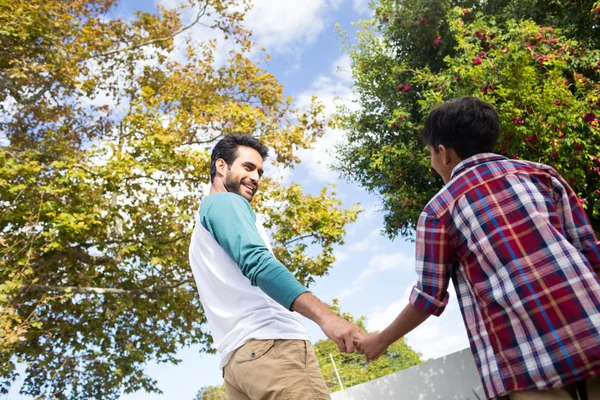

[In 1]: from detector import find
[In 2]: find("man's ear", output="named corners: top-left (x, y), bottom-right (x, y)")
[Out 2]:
top-left (215, 158), bottom-right (228, 177)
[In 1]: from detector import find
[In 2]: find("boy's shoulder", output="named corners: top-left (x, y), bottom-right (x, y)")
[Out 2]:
top-left (423, 155), bottom-right (559, 218)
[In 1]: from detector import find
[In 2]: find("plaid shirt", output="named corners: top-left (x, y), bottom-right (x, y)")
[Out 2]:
top-left (409, 153), bottom-right (600, 399)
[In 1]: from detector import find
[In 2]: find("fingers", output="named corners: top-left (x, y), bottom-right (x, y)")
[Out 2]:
top-left (344, 336), bottom-right (355, 353)
top-left (353, 339), bottom-right (363, 354)
top-left (334, 338), bottom-right (345, 353)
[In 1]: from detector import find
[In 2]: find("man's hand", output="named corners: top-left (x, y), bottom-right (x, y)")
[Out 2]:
top-left (354, 332), bottom-right (388, 363)
top-left (320, 314), bottom-right (366, 353)
top-left (290, 292), bottom-right (365, 353)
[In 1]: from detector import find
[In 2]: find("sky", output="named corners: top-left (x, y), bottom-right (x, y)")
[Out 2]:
top-left (5, 1), bottom-right (470, 399)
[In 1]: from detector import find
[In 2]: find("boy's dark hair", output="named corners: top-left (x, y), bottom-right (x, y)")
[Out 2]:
top-left (421, 96), bottom-right (500, 159)
top-left (210, 134), bottom-right (269, 182)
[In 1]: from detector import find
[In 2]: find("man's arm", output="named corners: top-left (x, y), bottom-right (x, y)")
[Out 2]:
top-left (201, 193), bottom-right (308, 308)
top-left (291, 292), bottom-right (365, 353)
top-left (200, 193), bottom-right (365, 351)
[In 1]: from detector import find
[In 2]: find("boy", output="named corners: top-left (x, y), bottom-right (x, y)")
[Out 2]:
top-left (355, 97), bottom-right (600, 399)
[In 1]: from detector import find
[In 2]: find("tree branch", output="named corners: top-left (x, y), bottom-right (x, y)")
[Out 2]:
top-left (27, 280), bottom-right (193, 295)
top-left (282, 234), bottom-right (316, 247)
top-left (80, 4), bottom-right (208, 63)
top-left (34, 247), bottom-right (118, 270)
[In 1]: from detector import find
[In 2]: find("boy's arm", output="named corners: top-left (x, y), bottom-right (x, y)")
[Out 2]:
top-left (409, 211), bottom-right (454, 316)
top-left (551, 174), bottom-right (600, 274)
top-left (355, 304), bottom-right (429, 362)
top-left (356, 211), bottom-right (454, 361)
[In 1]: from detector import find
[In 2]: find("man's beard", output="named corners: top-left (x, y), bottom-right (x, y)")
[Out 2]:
top-left (224, 172), bottom-right (255, 201)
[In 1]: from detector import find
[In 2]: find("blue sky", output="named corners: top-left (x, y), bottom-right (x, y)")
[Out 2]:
top-left (5, 1), bottom-right (469, 399)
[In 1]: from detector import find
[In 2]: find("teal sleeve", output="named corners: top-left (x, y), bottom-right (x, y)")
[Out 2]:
top-left (199, 192), bottom-right (308, 309)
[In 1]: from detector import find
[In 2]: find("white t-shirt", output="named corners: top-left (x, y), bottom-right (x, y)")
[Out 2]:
top-left (189, 193), bottom-right (309, 368)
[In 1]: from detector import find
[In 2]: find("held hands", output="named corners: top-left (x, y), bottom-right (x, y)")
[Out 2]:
top-left (320, 314), bottom-right (366, 353)
top-left (354, 332), bottom-right (389, 363)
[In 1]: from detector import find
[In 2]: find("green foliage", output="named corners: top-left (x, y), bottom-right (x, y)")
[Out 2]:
top-left (337, 0), bottom-right (600, 238)
top-left (313, 300), bottom-right (422, 392)
top-left (0, 1), bottom-right (359, 398)
top-left (194, 385), bottom-right (227, 400)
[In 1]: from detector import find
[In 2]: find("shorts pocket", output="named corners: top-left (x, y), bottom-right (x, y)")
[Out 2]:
top-left (234, 339), bottom-right (275, 363)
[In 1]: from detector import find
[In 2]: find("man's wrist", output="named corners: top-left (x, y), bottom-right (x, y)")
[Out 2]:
top-left (291, 292), bottom-right (332, 326)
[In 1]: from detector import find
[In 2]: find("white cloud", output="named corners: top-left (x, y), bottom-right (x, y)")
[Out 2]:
top-left (160, 0), bottom-right (343, 62)
top-left (334, 250), bottom-right (350, 265)
top-left (244, 0), bottom-right (334, 54)
top-left (366, 285), bottom-right (470, 360)
top-left (352, 0), bottom-right (374, 16)
top-left (347, 229), bottom-right (383, 252)
top-left (337, 251), bottom-right (414, 299)
top-left (296, 54), bottom-right (356, 183)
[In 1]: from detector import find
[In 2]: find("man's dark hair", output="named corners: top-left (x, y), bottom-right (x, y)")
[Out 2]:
top-left (421, 96), bottom-right (500, 159)
top-left (209, 134), bottom-right (269, 182)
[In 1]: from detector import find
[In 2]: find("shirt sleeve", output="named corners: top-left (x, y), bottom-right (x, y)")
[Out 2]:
top-left (551, 173), bottom-right (600, 274)
top-left (199, 193), bottom-right (308, 309)
top-left (409, 210), bottom-right (453, 316)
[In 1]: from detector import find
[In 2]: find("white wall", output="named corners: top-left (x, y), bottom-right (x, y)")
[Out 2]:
top-left (330, 348), bottom-right (485, 400)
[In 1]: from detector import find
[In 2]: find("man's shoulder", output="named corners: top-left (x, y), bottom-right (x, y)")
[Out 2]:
top-left (200, 192), bottom-right (254, 219)
top-left (202, 192), bottom-right (250, 208)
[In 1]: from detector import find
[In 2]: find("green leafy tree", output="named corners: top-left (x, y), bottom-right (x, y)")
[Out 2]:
top-left (337, 0), bottom-right (600, 239)
top-left (194, 385), bottom-right (227, 400)
top-left (0, 1), bottom-right (360, 398)
top-left (313, 300), bottom-right (422, 392)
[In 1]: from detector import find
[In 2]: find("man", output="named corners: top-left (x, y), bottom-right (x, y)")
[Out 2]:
top-left (189, 134), bottom-right (364, 399)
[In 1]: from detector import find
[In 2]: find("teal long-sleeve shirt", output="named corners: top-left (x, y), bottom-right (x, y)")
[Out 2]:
top-left (199, 192), bottom-right (308, 310)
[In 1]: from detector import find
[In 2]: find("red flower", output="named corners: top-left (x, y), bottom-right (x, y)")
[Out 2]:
top-left (583, 112), bottom-right (596, 123)
top-left (554, 100), bottom-right (561, 105)
top-left (472, 56), bottom-right (482, 66)
top-left (434, 36), bottom-right (441, 47)
top-left (396, 83), bottom-right (413, 92)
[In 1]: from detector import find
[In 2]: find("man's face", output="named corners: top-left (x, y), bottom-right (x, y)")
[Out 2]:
top-left (223, 146), bottom-right (264, 202)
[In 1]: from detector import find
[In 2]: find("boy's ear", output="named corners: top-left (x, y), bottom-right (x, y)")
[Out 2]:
top-left (438, 145), bottom-right (460, 166)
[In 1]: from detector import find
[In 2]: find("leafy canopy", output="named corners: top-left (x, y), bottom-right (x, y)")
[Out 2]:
top-left (0, 0), bottom-right (360, 398)
top-left (337, 0), bottom-right (600, 238)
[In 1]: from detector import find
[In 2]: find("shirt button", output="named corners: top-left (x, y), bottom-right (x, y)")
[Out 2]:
top-left (250, 352), bottom-right (256, 358)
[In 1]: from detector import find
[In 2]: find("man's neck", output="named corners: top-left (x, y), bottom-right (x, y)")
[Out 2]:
top-left (209, 181), bottom-right (226, 195)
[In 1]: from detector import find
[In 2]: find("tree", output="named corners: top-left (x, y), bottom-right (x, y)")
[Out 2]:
top-left (337, 0), bottom-right (600, 239)
top-left (0, 1), bottom-right (360, 398)
top-left (313, 300), bottom-right (422, 392)
top-left (194, 385), bottom-right (226, 400)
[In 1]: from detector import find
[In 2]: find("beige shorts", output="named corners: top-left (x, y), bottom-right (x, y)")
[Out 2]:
top-left (223, 339), bottom-right (330, 400)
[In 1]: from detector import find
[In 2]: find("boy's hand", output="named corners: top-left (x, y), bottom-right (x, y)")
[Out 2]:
top-left (354, 332), bottom-right (388, 363)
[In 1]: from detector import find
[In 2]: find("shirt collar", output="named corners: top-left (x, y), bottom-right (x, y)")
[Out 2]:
top-left (450, 153), bottom-right (507, 180)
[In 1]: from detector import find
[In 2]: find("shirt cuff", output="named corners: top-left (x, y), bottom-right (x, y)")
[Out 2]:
top-left (409, 285), bottom-right (449, 316)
